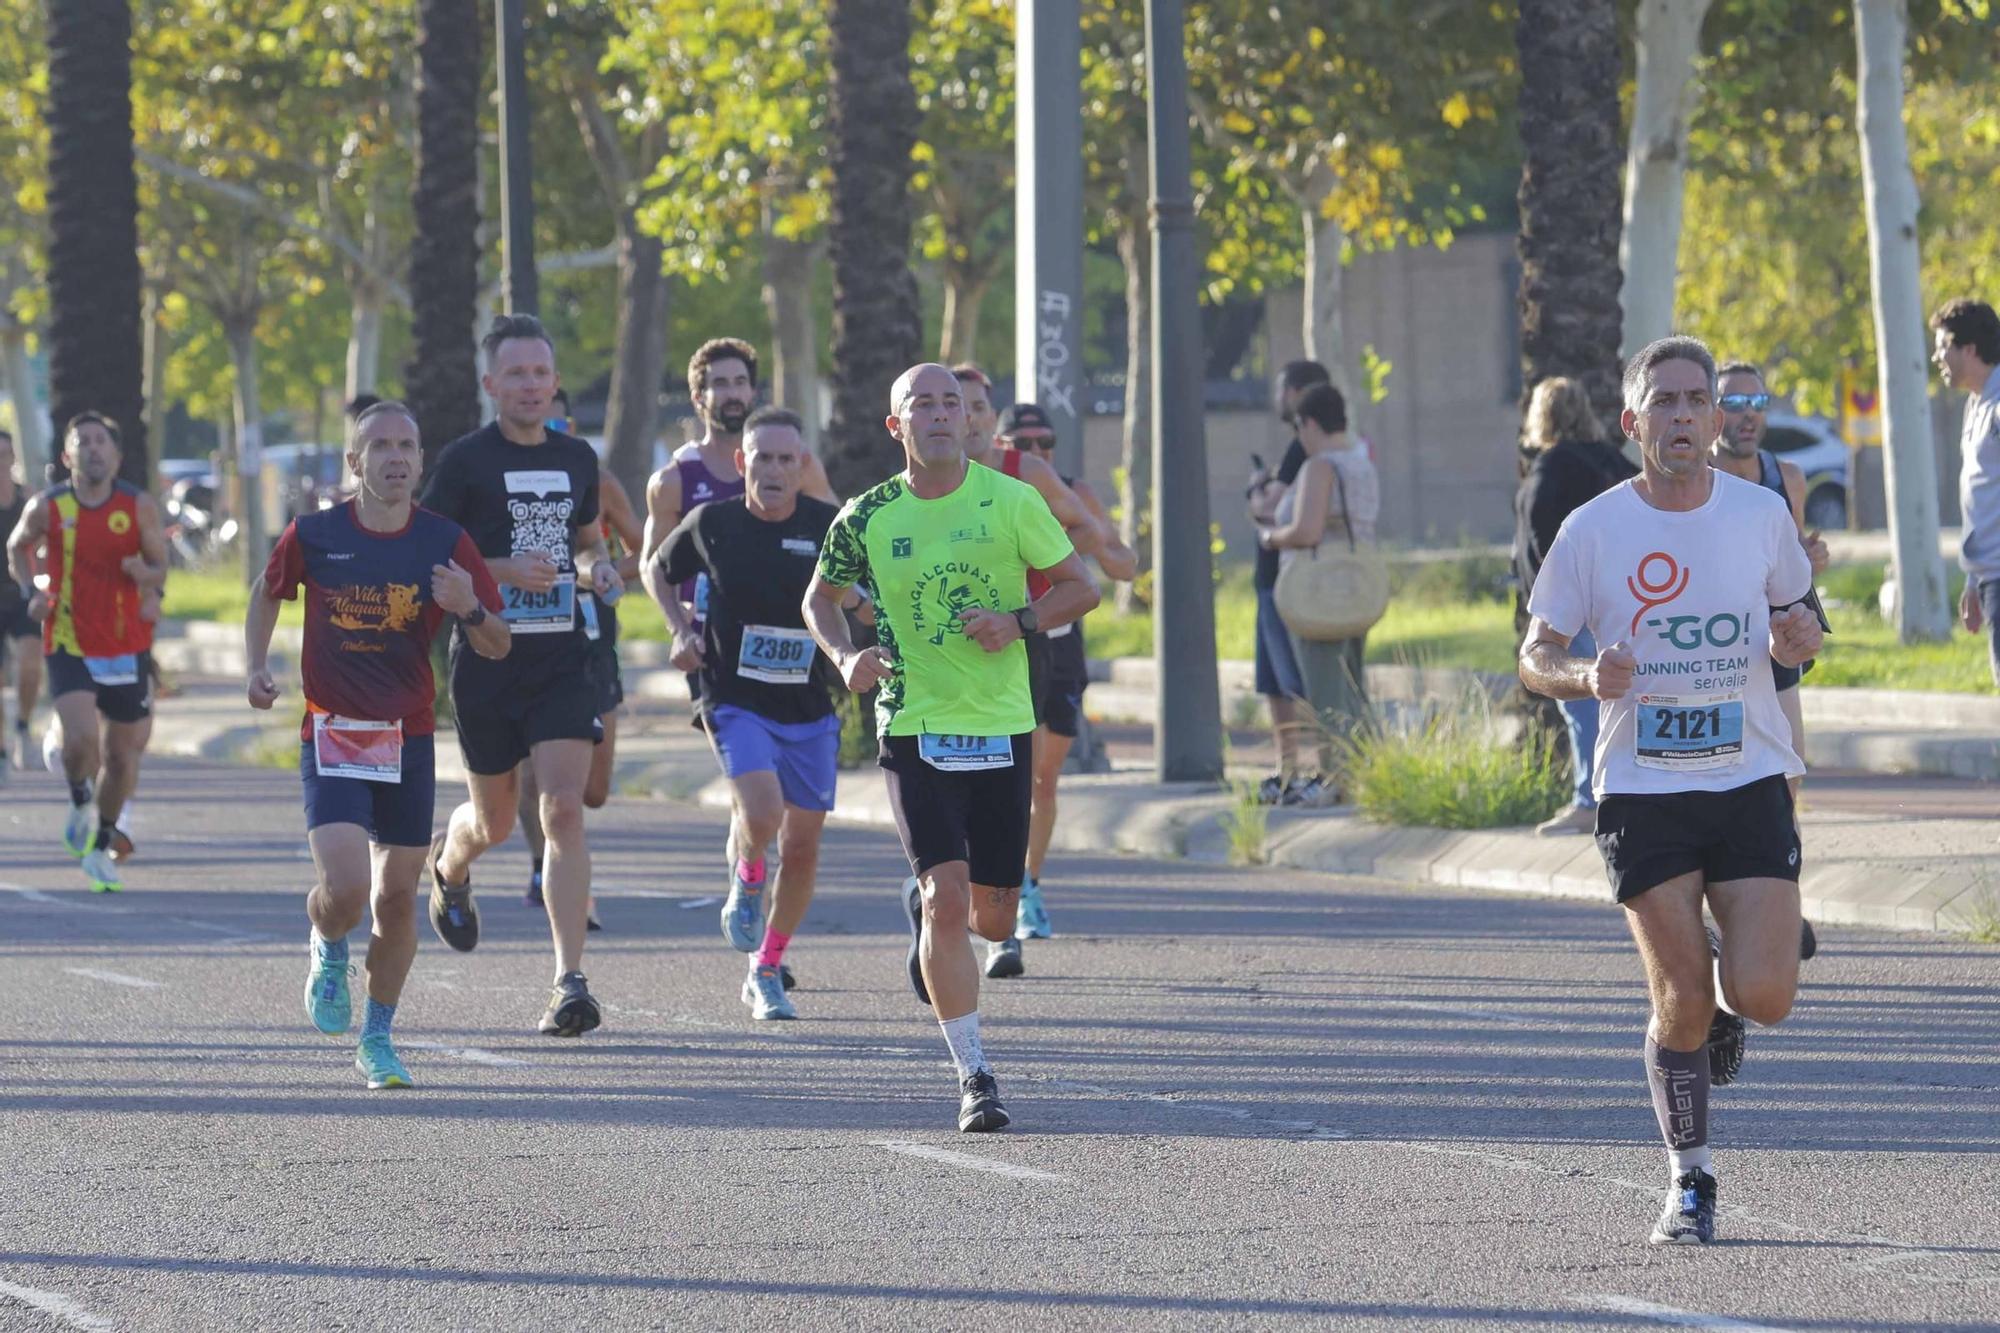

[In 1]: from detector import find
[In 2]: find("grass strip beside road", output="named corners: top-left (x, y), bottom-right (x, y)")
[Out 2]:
top-left (162, 557), bottom-right (1995, 694)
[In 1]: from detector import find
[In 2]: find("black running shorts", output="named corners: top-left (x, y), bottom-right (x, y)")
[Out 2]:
top-left (46, 648), bottom-right (154, 724)
top-left (878, 731), bottom-right (1033, 888)
top-left (450, 660), bottom-right (604, 776)
top-left (1026, 629), bottom-right (1088, 739)
top-left (1594, 774), bottom-right (1800, 903)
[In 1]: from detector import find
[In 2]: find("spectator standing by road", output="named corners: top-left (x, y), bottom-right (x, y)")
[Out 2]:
top-left (1256, 383), bottom-right (1378, 803)
top-left (1932, 298), bottom-right (2000, 684)
top-left (1512, 376), bottom-right (1636, 836)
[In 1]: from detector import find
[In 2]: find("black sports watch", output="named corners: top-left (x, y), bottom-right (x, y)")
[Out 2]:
top-left (464, 603), bottom-right (488, 628)
top-left (1012, 605), bottom-right (1039, 636)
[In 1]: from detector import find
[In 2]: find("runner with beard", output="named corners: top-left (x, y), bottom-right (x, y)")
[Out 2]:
top-left (641, 338), bottom-right (836, 952)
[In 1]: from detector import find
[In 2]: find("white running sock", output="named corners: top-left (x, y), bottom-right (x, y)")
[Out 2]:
top-left (1668, 1145), bottom-right (1713, 1180)
top-left (938, 1011), bottom-right (989, 1080)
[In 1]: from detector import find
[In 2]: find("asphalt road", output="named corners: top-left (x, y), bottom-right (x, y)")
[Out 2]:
top-left (1, 756), bottom-right (1996, 1331)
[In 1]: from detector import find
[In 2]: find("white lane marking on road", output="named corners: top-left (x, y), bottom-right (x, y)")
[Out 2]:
top-left (400, 1041), bottom-right (532, 1068)
top-left (677, 895), bottom-right (723, 909)
top-left (161, 916), bottom-right (270, 943)
top-left (1037, 1076), bottom-right (1352, 1141)
top-left (874, 1141), bottom-right (1067, 1182)
top-left (592, 887), bottom-right (684, 900)
top-left (1585, 1295), bottom-right (1797, 1332)
top-left (0, 1276), bottom-right (116, 1331)
top-left (62, 967), bottom-right (161, 989)
top-left (0, 883), bottom-right (131, 913)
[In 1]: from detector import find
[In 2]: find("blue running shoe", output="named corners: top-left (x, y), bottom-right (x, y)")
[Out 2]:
top-left (305, 936), bottom-right (354, 1035)
top-left (720, 876), bottom-right (764, 952)
top-left (355, 1034), bottom-right (412, 1089)
top-left (902, 876), bottom-right (929, 1006)
top-left (1649, 1169), bottom-right (1717, 1245)
top-left (741, 964), bottom-right (798, 1020)
top-left (81, 844), bottom-right (123, 894)
top-left (525, 870), bottom-right (543, 908)
top-left (1014, 876), bottom-right (1052, 940)
top-left (62, 800), bottom-right (94, 859)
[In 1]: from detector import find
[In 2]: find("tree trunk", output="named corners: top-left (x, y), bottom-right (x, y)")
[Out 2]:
top-left (1115, 207), bottom-right (1152, 612)
top-left (404, 0), bottom-right (482, 470)
top-left (1300, 164), bottom-right (1345, 387)
top-left (43, 0), bottom-right (147, 484)
top-left (823, 0), bottom-right (923, 496)
top-left (1855, 0), bottom-right (1949, 642)
top-left (1619, 0), bottom-right (1711, 357)
top-left (0, 318), bottom-right (49, 483)
top-left (938, 267), bottom-right (989, 366)
top-left (346, 281), bottom-right (384, 403)
top-left (604, 227), bottom-right (669, 503)
top-left (760, 225), bottom-right (822, 449)
top-left (1515, 0), bottom-right (1627, 437)
top-left (142, 283), bottom-right (168, 479)
top-left (225, 317), bottom-right (267, 585)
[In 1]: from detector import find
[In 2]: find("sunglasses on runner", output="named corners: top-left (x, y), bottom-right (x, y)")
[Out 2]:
top-left (1011, 432), bottom-right (1056, 451)
top-left (1717, 393), bottom-right (1771, 412)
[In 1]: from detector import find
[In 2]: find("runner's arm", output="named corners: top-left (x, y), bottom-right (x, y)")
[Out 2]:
top-left (1519, 616), bottom-right (1634, 702)
top-left (1071, 479), bottom-right (1137, 582)
top-left (599, 471), bottom-right (646, 582)
top-left (243, 547), bottom-right (290, 709)
top-left (6, 492), bottom-right (46, 595)
top-left (804, 574), bottom-right (890, 690)
top-left (1026, 552), bottom-right (1100, 635)
top-left (639, 463), bottom-right (683, 568)
top-left (122, 493), bottom-right (170, 590)
top-left (1022, 453), bottom-right (1108, 558)
top-left (1778, 460), bottom-right (1829, 574)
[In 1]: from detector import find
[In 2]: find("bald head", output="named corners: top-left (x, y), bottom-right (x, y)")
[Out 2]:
top-left (886, 362), bottom-right (967, 471)
top-left (890, 362), bottom-right (958, 415)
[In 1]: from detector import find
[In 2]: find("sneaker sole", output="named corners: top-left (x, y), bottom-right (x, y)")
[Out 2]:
top-left (1648, 1228), bottom-right (1708, 1246)
top-left (958, 1106), bottom-right (1011, 1133)
top-left (360, 1071), bottom-right (413, 1090)
top-left (984, 952), bottom-right (1025, 980)
top-left (540, 998), bottom-right (602, 1038)
top-left (720, 895), bottom-right (762, 952)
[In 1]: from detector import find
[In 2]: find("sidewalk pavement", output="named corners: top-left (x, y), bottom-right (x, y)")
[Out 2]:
top-left (138, 674), bottom-right (1999, 938)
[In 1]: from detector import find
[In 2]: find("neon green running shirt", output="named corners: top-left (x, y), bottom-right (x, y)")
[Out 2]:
top-left (817, 461), bottom-right (1074, 737)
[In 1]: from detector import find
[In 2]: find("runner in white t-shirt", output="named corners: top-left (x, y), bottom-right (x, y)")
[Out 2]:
top-left (1520, 336), bottom-right (1823, 1248)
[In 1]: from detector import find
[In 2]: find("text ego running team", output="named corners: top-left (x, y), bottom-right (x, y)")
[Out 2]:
top-left (8, 320), bottom-right (1850, 1244)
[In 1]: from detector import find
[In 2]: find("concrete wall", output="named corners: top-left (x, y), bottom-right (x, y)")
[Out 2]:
top-left (1071, 231), bottom-right (1527, 559)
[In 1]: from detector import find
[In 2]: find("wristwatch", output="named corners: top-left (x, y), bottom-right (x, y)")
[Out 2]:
top-left (464, 603), bottom-right (488, 627)
top-left (1013, 605), bottom-right (1039, 636)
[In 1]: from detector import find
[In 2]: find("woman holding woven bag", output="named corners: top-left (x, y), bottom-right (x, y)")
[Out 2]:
top-left (1255, 383), bottom-right (1381, 805)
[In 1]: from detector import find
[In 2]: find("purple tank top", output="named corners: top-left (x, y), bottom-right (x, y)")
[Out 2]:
top-left (673, 442), bottom-right (747, 614)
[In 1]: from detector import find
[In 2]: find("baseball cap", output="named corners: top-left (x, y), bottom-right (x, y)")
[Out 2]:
top-left (995, 403), bottom-right (1053, 437)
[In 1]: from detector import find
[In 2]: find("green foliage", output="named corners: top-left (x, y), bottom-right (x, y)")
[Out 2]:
top-left (1343, 697), bottom-right (1567, 830)
top-left (836, 687), bottom-right (875, 771)
top-left (1220, 780), bottom-right (1270, 865)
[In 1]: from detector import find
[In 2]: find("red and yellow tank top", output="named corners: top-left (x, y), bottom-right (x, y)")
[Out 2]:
top-left (44, 481), bottom-right (153, 658)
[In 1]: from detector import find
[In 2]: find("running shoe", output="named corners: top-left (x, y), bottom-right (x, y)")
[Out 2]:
top-left (957, 1069), bottom-right (1010, 1133)
top-left (780, 964), bottom-right (797, 992)
top-left (720, 875), bottom-right (764, 952)
top-left (902, 876), bottom-right (930, 1006)
top-left (354, 1033), bottom-right (413, 1089)
top-left (427, 833), bottom-right (480, 952)
top-left (1015, 877), bottom-right (1052, 940)
top-left (1707, 1006), bottom-right (1746, 1086)
top-left (741, 964), bottom-right (797, 1020)
top-left (81, 844), bottom-right (122, 893)
top-left (984, 936), bottom-right (1025, 979)
top-left (1800, 918), bottom-right (1818, 961)
top-left (62, 799), bottom-right (94, 859)
top-left (538, 970), bottom-right (602, 1037)
top-left (587, 909), bottom-right (604, 933)
top-left (304, 936), bottom-right (354, 1035)
top-left (1648, 1168), bottom-right (1717, 1245)
top-left (1255, 773), bottom-right (1286, 805)
top-left (524, 870), bottom-right (543, 908)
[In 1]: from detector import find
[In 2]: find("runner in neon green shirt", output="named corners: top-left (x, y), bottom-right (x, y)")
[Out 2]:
top-left (804, 362), bottom-right (1099, 1133)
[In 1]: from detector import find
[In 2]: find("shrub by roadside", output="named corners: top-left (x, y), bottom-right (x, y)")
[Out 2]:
top-left (1340, 691), bottom-right (1568, 830)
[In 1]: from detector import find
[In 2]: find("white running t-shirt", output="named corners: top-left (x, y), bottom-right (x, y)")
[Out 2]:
top-left (1528, 471), bottom-right (1814, 799)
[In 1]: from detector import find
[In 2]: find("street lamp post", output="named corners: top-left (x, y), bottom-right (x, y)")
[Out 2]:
top-left (1145, 0), bottom-right (1223, 782)
top-left (495, 0), bottom-right (537, 315)
top-left (1014, 0), bottom-right (1085, 482)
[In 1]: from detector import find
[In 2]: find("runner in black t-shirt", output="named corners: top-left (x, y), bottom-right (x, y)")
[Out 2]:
top-left (646, 407), bottom-right (865, 1021)
top-left (417, 314), bottom-right (624, 1038)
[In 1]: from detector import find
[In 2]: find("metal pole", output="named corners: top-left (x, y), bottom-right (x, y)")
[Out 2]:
top-left (1014, 0), bottom-right (1085, 481)
top-left (1145, 0), bottom-right (1223, 782)
top-left (495, 0), bottom-right (537, 315)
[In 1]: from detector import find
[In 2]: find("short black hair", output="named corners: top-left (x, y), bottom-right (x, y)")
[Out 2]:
top-left (65, 410), bottom-right (122, 448)
top-left (481, 312), bottom-right (556, 367)
top-left (345, 393), bottom-right (382, 420)
top-left (1278, 359), bottom-right (1331, 393)
top-left (743, 405), bottom-right (805, 438)
top-left (552, 387), bottom-right (572, 414)
top-left (949, 362), bottom-right (992, 389)
top-left (1932, 298), bottom-right (2000, 366)
top-left (1715, 360), bottom-right (1765, 385)
top-left (1295, 383), bottom-right (1347, 434)
top-left (688, 338), bottom-right (758, 396)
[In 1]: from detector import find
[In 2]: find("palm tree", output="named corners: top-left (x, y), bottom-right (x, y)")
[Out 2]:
top-left (405, 0), bottom-right (481, 471)
top-left (1515, 0), bottom-right (1625, 436)
top-left (43, 0), bottom-right (146, 484)
top-left (822, 0), bottom-right (922, 496)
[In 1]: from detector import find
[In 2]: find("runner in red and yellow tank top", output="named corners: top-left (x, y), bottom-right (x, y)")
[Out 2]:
top-left (4, 412), bottom-right (169, 892)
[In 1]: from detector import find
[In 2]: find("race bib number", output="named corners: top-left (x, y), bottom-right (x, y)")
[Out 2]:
top-left (579, 589), bottom-right (601, 642)
top-left (503, 571), bottom-right (576, 634)
top-left (1634, 692), bottom-right (1744, 772)
top-left (84, 654), bottom-right (139, 686)
top-left (312, 715), bottom-right (403, 783)
top-left (737, 624), bottom-right (815, 685)
top-left (919, 733), bottom-right (1014, 772)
